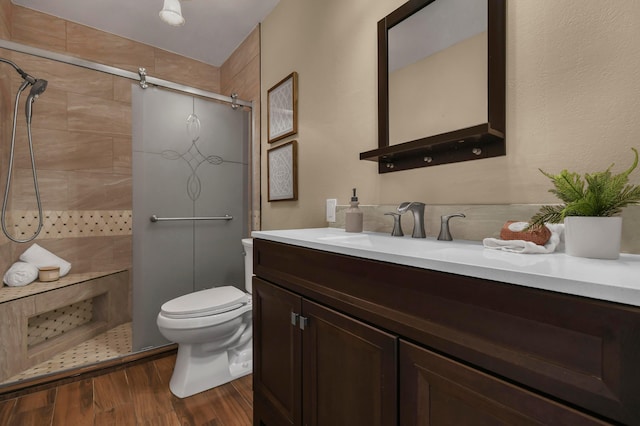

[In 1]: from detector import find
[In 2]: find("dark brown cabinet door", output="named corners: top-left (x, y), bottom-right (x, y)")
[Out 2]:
top-left (399, 340), bottom-right (609, 426)
top-left (302, 299), bottom-right (397, 426)
top-left (253, 278), bottom-right (398, 426)
top-left (253, 277), bottom-right (302, 426)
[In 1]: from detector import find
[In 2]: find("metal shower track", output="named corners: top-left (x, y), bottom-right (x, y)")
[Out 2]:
top-left (0, 39), bottom-right (252, 108)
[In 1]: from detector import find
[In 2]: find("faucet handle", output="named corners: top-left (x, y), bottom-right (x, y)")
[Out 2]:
top-left (438, 213), bottom-right (466, 241)
top-left (384, 212), bottom-right (404, 237)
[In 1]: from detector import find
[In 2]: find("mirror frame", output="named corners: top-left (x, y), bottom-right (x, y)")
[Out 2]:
top-left (360, 0), bottom-right (506, 173)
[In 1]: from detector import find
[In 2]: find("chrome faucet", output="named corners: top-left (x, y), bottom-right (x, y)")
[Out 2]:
top-left (397, 202), bottom-right (426, 238)
top-left (437, 213), bottom-right (466, 241)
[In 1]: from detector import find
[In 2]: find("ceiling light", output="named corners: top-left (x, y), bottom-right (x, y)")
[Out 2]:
top-left (159, 0), bottom-right (185, 26)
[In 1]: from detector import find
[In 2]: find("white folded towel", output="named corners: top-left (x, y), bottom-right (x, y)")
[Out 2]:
top-left (3, 261), bottom-right (39, 287)
top-left (19, 243), bottom-right (72, 276)
top-left (483, 223), bottom-right (564, 254)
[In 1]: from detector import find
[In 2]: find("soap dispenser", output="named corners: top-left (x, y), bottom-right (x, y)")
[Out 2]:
top-left (345, 188), bottom-right (363, 233)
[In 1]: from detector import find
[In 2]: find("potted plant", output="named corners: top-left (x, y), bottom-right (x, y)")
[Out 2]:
top-left (529, 147), bottom-right (640, 259)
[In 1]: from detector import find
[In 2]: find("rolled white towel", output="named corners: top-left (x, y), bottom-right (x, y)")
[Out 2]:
top-left (19, 243), bottom-right (72, 276)
top-left (3, 261), bottom-right (39, 287)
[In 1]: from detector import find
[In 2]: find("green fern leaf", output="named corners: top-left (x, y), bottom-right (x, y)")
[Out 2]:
top-left (528, 205), bottom-right (564, 229)
top-left (539, 169), bottom-right (585, 203)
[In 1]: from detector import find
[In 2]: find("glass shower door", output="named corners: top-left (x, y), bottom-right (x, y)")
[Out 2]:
top-left (131, 86), bottom-right (250, 351)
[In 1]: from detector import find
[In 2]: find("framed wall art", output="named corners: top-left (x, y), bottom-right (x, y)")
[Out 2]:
top-left (267, 140), bottom-right (298, 202)
top-left (267, 72), bottom-right (298, 143)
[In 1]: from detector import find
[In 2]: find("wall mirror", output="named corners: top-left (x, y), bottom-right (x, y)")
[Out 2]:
top-left (360, 0), bottom-right (505, 173)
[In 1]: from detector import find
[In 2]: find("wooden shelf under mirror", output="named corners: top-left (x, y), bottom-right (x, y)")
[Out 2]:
top-left (362, 0), bottom-right (506, 173)
top-left (360, 123), bottom-right (505, 173)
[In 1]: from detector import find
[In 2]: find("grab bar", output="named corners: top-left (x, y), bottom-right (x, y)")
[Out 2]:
top-left (149, 214), bottom-right (233, 223)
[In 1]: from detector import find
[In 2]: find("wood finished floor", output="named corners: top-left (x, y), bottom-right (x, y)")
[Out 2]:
top-left (0, 354), bottom-right (252, 425)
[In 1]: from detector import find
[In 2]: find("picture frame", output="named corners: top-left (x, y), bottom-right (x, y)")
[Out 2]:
top-left (267, 140), bottom-right (298, 202)
top-left (267, 72), bottom-right (298, 143)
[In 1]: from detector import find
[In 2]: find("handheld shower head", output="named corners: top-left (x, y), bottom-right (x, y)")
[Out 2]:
top-left (25, 79), bottom-right (48, 124)
top-left (1, 58), bottom-right (47, 123)
top-left (29, 79), bottom-right (48, 98)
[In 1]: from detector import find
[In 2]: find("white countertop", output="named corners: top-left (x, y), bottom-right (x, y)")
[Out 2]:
top-left (252, 227), bottom-right (640, 308)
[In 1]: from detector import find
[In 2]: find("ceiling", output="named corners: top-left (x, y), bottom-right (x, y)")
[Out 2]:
top-left (12, 0), bottom-right (280, 67)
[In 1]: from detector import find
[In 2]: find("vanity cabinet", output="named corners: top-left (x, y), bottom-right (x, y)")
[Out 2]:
top-left (252, 277), bottom-right (397, 425)
top-left (252, 238), bottom-right (640, 425)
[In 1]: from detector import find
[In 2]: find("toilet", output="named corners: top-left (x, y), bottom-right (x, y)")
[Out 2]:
top-left (157, 238), bottom-right (254, 398)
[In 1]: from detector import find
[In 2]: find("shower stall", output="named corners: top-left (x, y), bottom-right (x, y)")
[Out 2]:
top-left (0, 38), bottom-right (254, 388)
top-left (131, 86), bottom-right (251, 350)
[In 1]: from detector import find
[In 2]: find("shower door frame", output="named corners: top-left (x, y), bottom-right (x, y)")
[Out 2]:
top-left (0, 39), bottom-right (252, 108)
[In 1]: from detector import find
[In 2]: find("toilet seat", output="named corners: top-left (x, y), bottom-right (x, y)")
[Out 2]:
top-left (161, 286), bottom-right (248, 319)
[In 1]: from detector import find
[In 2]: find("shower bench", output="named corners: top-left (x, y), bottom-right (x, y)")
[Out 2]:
top-left (0, 269), bottom-right (130, 383)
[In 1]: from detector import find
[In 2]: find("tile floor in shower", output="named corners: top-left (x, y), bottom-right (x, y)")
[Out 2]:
top-left (1, 322), bottom-right (132, 385)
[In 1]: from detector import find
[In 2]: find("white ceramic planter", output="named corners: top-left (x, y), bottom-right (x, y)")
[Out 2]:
top-left (564, 216), bottom-right (622, 260)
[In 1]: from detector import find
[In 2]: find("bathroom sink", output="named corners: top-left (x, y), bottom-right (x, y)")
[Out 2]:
top-left (261, 227), bottom-right (480, 260)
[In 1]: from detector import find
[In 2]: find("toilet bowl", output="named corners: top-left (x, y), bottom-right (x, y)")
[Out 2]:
top-left (157, 238), bottom-right (254, 398)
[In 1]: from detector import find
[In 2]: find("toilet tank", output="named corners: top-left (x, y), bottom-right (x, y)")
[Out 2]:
top-left (242, 238), bottom-right (254, 293)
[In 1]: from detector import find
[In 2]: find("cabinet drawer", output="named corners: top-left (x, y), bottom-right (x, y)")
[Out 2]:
top-left (254, 239), bottom-right (640, 424)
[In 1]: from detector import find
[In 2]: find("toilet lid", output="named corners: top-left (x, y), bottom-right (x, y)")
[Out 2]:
top-left (161, 286), bottom-right (248, 319)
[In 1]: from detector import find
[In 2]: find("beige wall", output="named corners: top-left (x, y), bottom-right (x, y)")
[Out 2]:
top-left (260, 0), bottom-right (640, 231)
top-left (0, 1), bottom-right (260, 274)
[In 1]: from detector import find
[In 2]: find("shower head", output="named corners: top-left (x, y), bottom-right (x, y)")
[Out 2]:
top-left (1, 57), bottom-right (47, 123)
top-left (28, 78), bottom-right (47, 98)
top-left (25, 79), bottom-right (48, 124)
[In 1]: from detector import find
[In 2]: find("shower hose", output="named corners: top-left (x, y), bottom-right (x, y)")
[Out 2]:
top-left (1, 79), bottom-right (44, 243)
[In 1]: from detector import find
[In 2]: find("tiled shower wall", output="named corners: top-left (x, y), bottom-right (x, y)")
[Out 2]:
top-left (0, 46), bottom-right (134, 274)
top-left (0, 1), bottom-right (260, 275)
